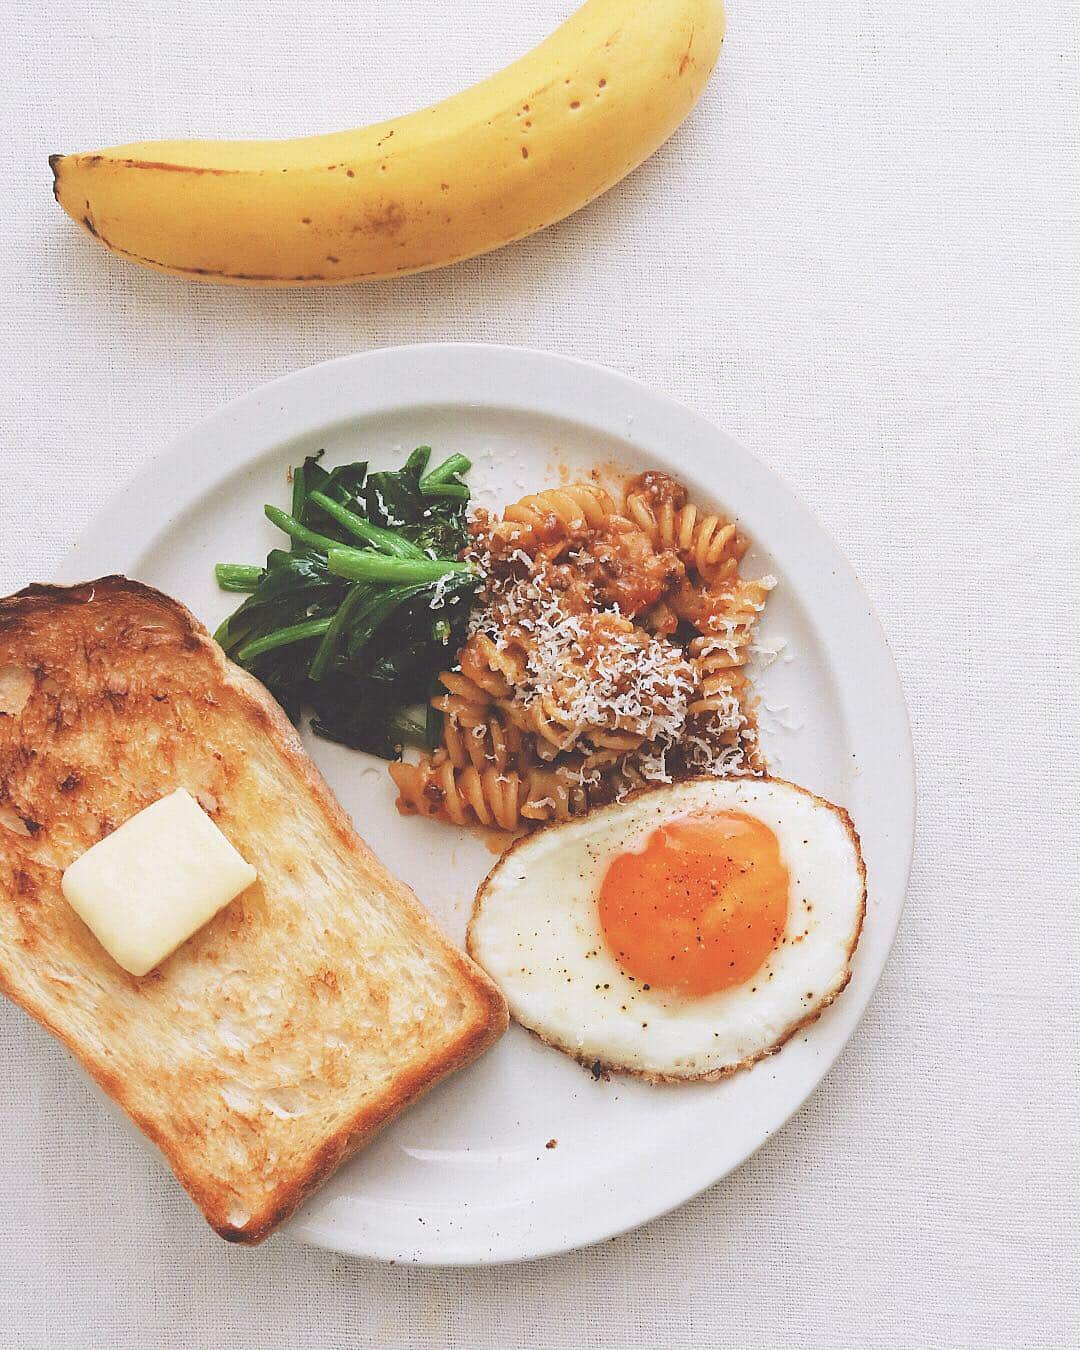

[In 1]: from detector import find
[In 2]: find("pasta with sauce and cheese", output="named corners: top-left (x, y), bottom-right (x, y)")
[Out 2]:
top-left (388, 471), bottom-right (775, 832)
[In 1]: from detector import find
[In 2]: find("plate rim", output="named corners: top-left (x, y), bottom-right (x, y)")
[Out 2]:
top-left (56, 342), bottom-right (915, 1266)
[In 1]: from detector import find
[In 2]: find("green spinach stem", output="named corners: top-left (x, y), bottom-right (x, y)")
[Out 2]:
top-left (236, 617), bottom-right (333, 663)
top-left (308, 490), bottom-right (425, 559)
top-left (214, 564), bottom-right (264, 593)
top-left (264, 505), bottom-right (341, 553)
top-left (326, 549), bottom-right (472, 585)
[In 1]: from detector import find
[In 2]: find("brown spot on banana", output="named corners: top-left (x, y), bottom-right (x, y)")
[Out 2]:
top-left (363, 202), bottom-right (406, 236)
top-left (679, 26), bottom-right (696, 75)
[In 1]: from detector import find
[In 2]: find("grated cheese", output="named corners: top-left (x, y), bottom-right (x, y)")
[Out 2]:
top-left (461, 518), bottom-right (769, 798)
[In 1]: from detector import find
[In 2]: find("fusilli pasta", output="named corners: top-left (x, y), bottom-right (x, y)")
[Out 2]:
top-left (389, 756), bottom-right (592, 831)
top-left (390, 471), bottom-right (774, 832)
top-left (498, 483), bottom-right (615, 540)
top-left (624, 483), bottom-right (747, 582)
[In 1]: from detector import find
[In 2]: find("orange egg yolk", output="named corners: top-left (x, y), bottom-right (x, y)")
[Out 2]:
top-left (598, 811), bottom-right (790, 997)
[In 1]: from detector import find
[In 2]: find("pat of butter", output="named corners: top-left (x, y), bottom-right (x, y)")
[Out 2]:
top-left (61, 788), bottom-right (257, 977)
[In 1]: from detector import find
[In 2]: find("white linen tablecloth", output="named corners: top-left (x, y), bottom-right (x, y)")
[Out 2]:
top-left (1, 2), bottom-right (1077, 1345)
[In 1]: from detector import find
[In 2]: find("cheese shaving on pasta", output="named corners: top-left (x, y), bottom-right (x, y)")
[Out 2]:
top-left (389, 472), bottom-right (774, 832)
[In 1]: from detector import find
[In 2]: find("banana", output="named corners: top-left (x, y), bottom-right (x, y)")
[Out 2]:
top-left (50, 0), bottom-right (724, 286)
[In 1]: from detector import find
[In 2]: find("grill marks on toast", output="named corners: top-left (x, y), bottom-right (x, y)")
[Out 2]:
top-left (0, 578), bottom-right (506, 1242)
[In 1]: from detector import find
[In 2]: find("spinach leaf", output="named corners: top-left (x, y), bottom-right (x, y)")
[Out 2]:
top-left (214, 448), bottom-right (477, 758)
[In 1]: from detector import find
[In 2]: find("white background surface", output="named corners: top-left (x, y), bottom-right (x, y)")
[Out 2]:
top-left (1, 0), bottom-right (1077, 1345)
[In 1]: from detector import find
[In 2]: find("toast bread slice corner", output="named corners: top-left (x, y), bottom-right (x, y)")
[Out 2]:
top-left (0, 578), bottom-right (507, 1243)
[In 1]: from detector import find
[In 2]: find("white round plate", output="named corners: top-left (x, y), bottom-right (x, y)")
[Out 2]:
top-left (57, 344), bottom-right (914, 1266)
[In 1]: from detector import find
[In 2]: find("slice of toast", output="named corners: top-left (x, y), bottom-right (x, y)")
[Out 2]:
top-left (0, 578), bottom-right (507, 1243)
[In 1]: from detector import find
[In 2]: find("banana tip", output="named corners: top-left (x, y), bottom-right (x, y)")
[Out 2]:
top-left (48, 153), bottom-right (63, 201)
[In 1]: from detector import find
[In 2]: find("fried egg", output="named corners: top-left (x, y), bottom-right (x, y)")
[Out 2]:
top-left (467, 777), bottom-right (866, 1082)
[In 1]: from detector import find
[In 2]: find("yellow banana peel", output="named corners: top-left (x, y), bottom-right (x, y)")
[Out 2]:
top-left (50, 0), bottom-right (724, 286)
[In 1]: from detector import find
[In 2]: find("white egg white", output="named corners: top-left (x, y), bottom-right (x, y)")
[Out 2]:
top-left (467, 777), bottom-right (866, 1082)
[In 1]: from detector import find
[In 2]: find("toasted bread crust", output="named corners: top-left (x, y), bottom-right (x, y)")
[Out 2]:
top-left (0, 577), bottom-right (507, 1243)
top-left (467, 775), bottom-right (866, 1086)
